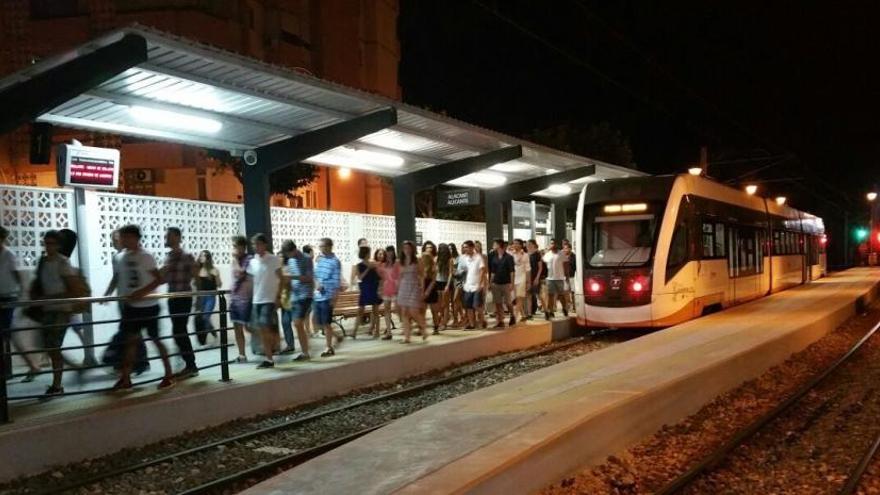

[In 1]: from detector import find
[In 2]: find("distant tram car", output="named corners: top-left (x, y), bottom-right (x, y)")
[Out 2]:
top-left (574, 174), bottom-right (826, 328)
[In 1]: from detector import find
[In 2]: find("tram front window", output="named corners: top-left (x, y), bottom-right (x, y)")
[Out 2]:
top-left (590, 215), bottom-right (655, 267)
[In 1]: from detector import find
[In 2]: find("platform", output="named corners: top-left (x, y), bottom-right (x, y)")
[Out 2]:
top-left (0, 317), bottom-right (576, 481)
top-left (244, 268), bottom-right (880, 495)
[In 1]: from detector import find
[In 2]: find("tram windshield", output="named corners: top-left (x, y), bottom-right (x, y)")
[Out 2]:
top-left (589, 214), bottom-right (655, 267)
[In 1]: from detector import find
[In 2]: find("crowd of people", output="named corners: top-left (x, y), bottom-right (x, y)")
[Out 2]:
top-left (0, 223), bottom-right (578, 397)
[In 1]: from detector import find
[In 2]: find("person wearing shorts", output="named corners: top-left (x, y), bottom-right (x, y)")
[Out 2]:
top-left (286, 241), bottom-right (314, 361)
top-left (488, 239), bottom-right (515, 328)
top-left (313, 238), bottom-right (342, 357)
top-left (542, 239), bottom-right (570, 320)
top-left (460, 241), bottom-right (486, 329)
top-left (114, 224), bottom-right (174, 391)
top-left (247, 233), bottom-right (284, 369)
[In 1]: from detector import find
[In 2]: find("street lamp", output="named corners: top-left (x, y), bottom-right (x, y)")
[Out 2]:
top-left (687, 167), bottom-right (703, 176)
top-left (745, 184), bottom-right (758, 195)
top-left (868, 192), bottom-right (877, 262)
top-left (775, 196), bottom-right (786, 206)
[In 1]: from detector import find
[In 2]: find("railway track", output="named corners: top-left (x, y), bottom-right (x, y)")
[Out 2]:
top-left (654, 319), bottom-right (880, 495)
top-left (34, 334), bottom-right (622, 495)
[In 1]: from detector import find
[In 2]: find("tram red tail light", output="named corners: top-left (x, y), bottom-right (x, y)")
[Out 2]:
top-left (587, 278), bottom-right (603, 295)
top-left (629, 276), bottom-right (650, 294)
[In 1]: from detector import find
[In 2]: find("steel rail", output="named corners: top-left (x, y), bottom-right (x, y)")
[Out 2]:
top-left (37, 337), bottom-right (595, 495)
top-left (838, 424), bottom-right (880, 494)
top-left (654, 319), bottom-right (880, 495)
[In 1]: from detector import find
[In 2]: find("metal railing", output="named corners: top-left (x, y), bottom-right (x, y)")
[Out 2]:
top-left (0, 290), bottom-right (233, 424)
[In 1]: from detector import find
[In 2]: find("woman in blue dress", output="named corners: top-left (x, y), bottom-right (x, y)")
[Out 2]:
top-left (351, 245), bottom-right (381, 338)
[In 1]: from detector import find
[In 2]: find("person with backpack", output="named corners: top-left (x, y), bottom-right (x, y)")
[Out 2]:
top-left (30, 230), bottom-right (78, 396)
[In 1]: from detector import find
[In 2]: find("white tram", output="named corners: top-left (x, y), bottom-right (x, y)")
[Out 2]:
top-left (574, 174), bottom-right (826, 328)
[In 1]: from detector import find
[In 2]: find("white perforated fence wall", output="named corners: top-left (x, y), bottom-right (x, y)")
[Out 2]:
top-left (95, 192), bottom-right (244, 269)
top-left (0, 186), bottom-right (76, 268)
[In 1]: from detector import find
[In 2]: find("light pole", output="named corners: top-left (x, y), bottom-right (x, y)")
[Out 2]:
top-left (868, 192), bottom-right (877, 263)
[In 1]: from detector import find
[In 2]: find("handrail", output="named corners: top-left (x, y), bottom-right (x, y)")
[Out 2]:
top-left (1, 290), bottom-right (233, 423)
top-left (0, 289), bottom-right (232, 308)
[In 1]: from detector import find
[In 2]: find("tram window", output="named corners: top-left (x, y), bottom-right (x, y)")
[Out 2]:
top-left (715, 223), bottom-right (727, 256)
top-left (668, 225), bottom-right (688, 268)
top-left (702, 223), bottom-right (715, 258)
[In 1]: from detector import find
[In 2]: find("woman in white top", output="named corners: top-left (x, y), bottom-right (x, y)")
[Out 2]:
top-left (511, 239), bottom-right (532, 321)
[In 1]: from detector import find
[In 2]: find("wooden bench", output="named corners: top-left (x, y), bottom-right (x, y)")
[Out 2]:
top-left (330, 291), bottom-right (394, 336)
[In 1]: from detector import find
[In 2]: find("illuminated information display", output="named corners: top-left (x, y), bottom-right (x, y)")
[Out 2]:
top-left (57, 144), bottom-right (120, 190)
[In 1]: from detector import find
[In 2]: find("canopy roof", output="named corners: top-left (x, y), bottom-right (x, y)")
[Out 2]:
top-left (1, 24), bottom-right (643, 192)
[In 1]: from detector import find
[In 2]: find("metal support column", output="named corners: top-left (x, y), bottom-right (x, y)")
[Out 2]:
top-left (242, 108), bottom-right (398, 247)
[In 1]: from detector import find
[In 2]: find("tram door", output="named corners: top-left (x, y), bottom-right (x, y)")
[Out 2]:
top-left (728, 227), bottom-right (761, 303)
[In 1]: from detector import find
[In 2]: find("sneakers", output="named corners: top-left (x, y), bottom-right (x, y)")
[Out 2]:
top-left (256, 360), bottom-right (275, 369)
top-left (280, 346), bottom-right (296, 355)
top-left (320, 348), bottom-right (335, 357)
top-left (173, 367), bottom-right (199, 379)
top-left (157, 377), bottom-right (175, 390)
top-left (21, 371), bottom-right (38, 383)
top-left (235, 355), bottom-right (248, 364)
top-left (381, 333), bottom-right (393, 340)
top-left (464, 325), bottom-right (475, 330)
top-left (293, 353), bottom-right (311, 362)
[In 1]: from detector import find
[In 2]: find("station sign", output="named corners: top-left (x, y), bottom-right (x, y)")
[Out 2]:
top-left (439, 188), bottom-right (480, 208)
top-left (56, 143), bottom-right (120, 190)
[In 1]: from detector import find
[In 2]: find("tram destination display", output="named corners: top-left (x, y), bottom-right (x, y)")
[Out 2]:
top-left (56, 143), bottom-right (120, 190)
top-left (439, 188), bottom-right (480, 208)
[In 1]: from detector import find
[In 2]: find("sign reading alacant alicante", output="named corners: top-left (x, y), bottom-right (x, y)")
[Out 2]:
top-left (439, 188), bottom-right (480, 208)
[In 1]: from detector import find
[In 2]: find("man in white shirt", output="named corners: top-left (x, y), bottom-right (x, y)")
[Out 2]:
top-left (113, 224), bottom-right (174, 391)
top-left (542, 238), bottom-right (571, 320)
top-left (460, 240), bottom-right (486, 330)
top-left (247, 233), bottom-right (284, 369)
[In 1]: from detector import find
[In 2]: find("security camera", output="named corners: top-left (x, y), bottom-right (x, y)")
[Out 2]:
top-left (243, 150), bottom-right (258, 166)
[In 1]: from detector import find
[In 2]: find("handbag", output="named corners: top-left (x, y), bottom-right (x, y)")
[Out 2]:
top-left (65, 269), bottom-right (91, 314)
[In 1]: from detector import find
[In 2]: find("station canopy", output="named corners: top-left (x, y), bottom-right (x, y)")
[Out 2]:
top-left (1, 25), bottom-right (643, 195)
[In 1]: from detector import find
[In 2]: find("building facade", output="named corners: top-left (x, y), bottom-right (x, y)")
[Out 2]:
top-left (0, 0), bottom-right (399, 214)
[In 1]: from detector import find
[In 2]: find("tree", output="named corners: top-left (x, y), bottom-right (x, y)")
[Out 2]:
top-left (203, 150), bottom-right (319, 198)
top-left (527, 121), bottom-right (636, 169)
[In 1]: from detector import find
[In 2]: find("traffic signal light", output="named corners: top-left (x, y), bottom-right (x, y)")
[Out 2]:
top-left (855, 228), bottom-right (869, 241)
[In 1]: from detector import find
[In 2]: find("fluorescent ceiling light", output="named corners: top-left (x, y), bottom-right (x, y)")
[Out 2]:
top-left (446, 171), bottom-right (507, 188)
top-left (305, 146), bottom-right (405, 171)
top-left (570, 176), bottom-right (597, 184)
top-left (358, 129), bottom-right (437, 152)
top-left (490, 160), bottom-right (534, 173)
top-left (547, 184), bottom-right (571, 195)
top-left (129, 105), bottom-right (222, 134)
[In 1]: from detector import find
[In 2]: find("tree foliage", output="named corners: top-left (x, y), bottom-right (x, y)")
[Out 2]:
top-left (528, 121), bottom-right (636, 169)
top-left (203, 150), bottom-right (319, 198)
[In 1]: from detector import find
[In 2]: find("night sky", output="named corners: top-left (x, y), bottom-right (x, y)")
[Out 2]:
top-left (399, 1), bottom-right (880, 229)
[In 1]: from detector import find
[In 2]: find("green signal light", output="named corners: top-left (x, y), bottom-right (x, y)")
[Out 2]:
top-left (855, 228), bottom-right (869, 241)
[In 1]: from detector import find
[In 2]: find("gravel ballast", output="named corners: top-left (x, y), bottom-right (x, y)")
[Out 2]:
top-left (2, 335), bottom-right (626, 495)
top-left (541, 304), bottom-right (880, 495)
